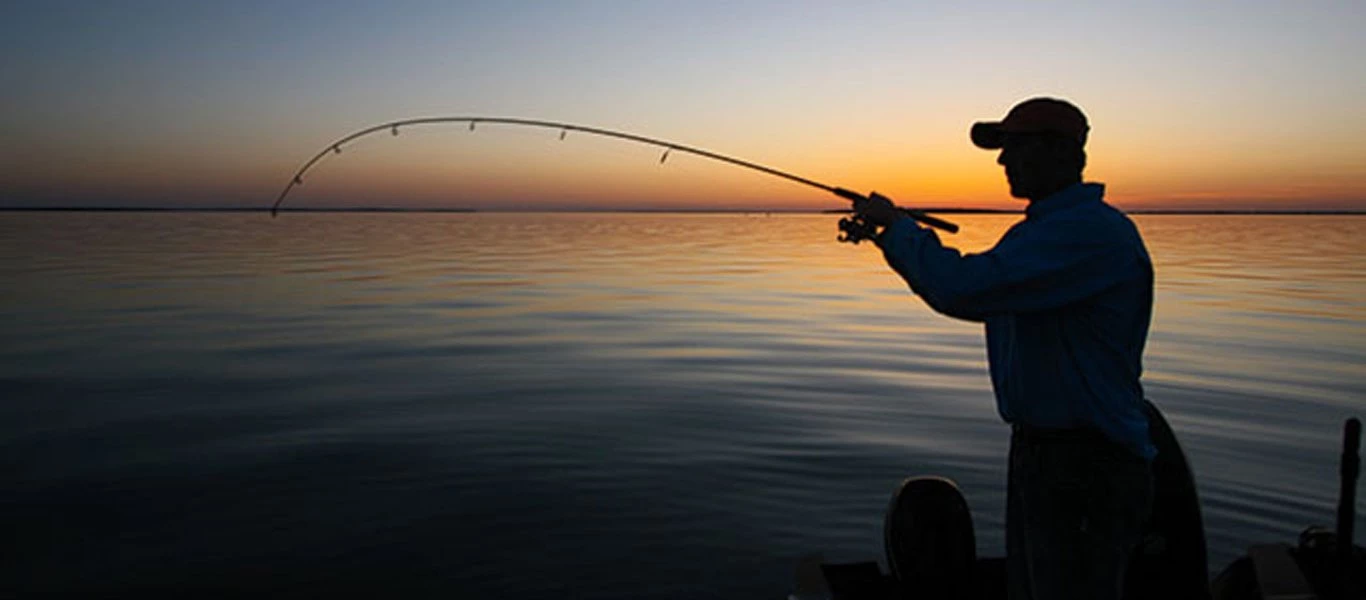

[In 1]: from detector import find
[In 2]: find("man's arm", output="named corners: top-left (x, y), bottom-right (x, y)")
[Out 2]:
top-left (876, 215), bottom-right (1142, 320)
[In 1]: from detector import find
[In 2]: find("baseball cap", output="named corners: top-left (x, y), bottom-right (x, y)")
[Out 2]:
top-left (970, 97), bottom-right (1089, 149)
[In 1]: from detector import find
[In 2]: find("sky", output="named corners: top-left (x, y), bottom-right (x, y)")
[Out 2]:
top-left (3, 1), bottom-right (1364, 211)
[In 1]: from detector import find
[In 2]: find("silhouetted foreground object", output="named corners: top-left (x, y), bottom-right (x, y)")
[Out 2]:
top-left (1211, 418), bottom-right (1364, 600)
top-left (863, 96), bottom-right (1157, 598)
top-left (1126, 400), bottom-right (1209, 599)
top-left (884, 477), bottom-right (977, 599)
top-left (267, 116), bottom-right (957, 234)
top-left (790, 405), bottom-right (1365, 600)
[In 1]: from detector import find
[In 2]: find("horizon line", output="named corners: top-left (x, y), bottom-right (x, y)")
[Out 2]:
top-left (4, 206), bottom-right (1366, 216)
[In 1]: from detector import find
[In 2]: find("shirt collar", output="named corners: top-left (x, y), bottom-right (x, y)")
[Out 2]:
top-left (1025, 182), bottom-right (1104, 220)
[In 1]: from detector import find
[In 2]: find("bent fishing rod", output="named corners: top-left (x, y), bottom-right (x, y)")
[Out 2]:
top-left (270, 117), bottom-right (958, 240)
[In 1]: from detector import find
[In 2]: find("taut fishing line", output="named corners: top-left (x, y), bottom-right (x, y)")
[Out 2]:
top-left (270, 116), bottom-right (959, 240)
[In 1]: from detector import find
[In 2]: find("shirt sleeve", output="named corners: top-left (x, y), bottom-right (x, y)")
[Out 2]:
top-left (876, 214), bottom-right (1142, 320)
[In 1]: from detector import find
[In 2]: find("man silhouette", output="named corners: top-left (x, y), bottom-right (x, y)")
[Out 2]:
top-left (855, 97), bottom-right (1155, 599)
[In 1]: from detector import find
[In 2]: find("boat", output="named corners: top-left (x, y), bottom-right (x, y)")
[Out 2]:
top-left (790, 402), bottom-right (1363, 599)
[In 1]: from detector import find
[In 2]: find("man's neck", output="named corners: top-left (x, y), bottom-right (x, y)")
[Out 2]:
top-left (1026, 178), bottom-right (1082, 203)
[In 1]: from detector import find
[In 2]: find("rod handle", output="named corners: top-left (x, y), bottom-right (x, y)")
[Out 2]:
top-left (831, 188), bottom-right (959, 234)
top-left (900, 207), bottom-right (959, 234)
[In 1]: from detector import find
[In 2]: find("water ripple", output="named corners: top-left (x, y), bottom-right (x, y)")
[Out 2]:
top-left (1, 212), bottom-right (1362, 596)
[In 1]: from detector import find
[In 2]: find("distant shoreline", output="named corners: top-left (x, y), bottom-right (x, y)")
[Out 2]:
top-left (2, 207), bottom-right (1364, 216)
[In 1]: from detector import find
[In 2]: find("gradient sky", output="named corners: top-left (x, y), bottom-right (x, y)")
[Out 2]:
top-left (3, 1), bottom-right (1364, 211)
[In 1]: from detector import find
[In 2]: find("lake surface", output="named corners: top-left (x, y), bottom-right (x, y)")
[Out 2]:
top-left (2, 212), bottom-right (1363, 597)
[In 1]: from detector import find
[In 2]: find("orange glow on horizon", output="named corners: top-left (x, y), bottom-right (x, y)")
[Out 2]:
top-left (5, 4), bottom-right (1364, 213)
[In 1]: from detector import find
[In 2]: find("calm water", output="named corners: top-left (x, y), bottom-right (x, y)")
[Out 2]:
top-left (2, 212), bottom-right (1363, 597)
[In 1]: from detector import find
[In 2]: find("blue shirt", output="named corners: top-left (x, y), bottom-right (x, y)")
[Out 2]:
top-left (877, 183), bottom-right (1156, 460)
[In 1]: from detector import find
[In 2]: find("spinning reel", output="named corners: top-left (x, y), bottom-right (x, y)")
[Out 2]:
top-left (837, 213), bottom-right (882, 245)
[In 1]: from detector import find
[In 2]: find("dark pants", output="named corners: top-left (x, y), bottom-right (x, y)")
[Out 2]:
top-left (1007, 425), bottom-right (1153, 600)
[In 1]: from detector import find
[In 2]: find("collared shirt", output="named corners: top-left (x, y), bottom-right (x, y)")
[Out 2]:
top-left (877, 183), bottom-right (1156, 460)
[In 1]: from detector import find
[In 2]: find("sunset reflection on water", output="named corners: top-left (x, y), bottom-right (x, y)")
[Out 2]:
top-left (1, 211), bottom-right (1362, 597)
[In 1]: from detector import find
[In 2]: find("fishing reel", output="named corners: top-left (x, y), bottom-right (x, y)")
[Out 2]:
top-left (837, 214), bottom-right (882, 245)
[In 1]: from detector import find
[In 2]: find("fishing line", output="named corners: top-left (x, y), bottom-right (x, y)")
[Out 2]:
top-left (270, 116), bottom-right (958, 237)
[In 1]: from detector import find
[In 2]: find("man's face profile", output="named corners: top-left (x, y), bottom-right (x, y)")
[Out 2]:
top-left (996, 133), bottom-right (1074, 201)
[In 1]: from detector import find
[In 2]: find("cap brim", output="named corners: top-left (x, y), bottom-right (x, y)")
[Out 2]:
top-left (971, 122), bottom-right (1004, 149)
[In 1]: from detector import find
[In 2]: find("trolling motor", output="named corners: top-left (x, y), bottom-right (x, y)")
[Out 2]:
top-left (269, 116), bottom-right (959, 239)
top-left (1334, 418), bottom-right (1361, 596)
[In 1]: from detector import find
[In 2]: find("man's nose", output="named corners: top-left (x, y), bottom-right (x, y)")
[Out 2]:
top-left (997, 149), bottom-right (1009, 166)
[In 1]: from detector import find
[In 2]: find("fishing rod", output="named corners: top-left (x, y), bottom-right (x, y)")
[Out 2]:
top-left (270, 116), bottom-right (959, 239)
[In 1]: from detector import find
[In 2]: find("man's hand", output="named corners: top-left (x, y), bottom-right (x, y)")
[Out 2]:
top-left (854, 192), bottom-right (905, 228)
